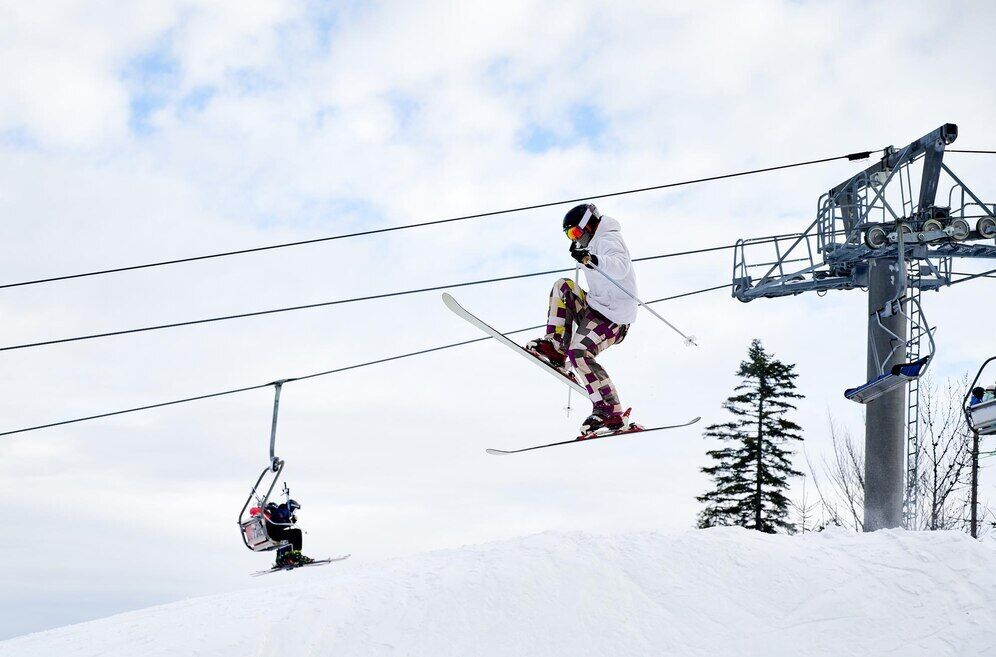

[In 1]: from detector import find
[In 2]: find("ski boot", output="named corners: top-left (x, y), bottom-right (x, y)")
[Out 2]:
top-left (275, 549), bottom-right (294, 568)
top-left (525, 338), bottom-right (578, 382)
top-left (275, 549), bottom-right (314, 568)
top-left (579, 405), bottom-right (633, 438)
top-left (287, 550), bottom-right (315, 565)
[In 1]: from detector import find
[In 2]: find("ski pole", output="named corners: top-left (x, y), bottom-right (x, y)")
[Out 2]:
top-left (587, 261), bottom-right (698, 347)
top-left (564, 262), bottom-right (581, 416)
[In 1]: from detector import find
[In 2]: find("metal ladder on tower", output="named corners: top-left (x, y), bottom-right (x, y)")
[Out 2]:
top-left (903, 262), bottom-right (923, 528)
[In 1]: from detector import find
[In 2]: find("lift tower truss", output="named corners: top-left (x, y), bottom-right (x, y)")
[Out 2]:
top-left (731, 124), bottom-right (996, 530)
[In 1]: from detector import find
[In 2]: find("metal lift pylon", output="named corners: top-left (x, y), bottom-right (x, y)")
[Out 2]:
top-left (731, 123), bottom-right (996, 530)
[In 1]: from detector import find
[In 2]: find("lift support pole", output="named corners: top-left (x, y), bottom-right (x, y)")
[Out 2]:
top-left (864, 258), bottom-right (908, 530)
top-left (846, 127), bottom-right (954, 531)
top-left (731, 124), bottom-right (978, 532)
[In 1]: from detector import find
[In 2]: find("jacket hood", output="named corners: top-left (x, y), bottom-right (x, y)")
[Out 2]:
top-left (594, 215), bottom-right (622, 237)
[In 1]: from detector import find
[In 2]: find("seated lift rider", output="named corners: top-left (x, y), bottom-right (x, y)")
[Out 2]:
top-left (238, 381), bottom-right (316, 569)
top-left (265, 495), bottom-right (314, 567)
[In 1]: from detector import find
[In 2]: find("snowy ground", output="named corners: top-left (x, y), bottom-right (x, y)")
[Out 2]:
top-left (2, 527), bottom-right (994, 657)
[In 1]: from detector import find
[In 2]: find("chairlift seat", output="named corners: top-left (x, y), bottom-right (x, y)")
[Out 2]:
top-left (968, 398), bottom-right (996, 436)
top-left (240, 515), bottom-right (290, 552)
top-left (844, 357), bottom-right (931, 404)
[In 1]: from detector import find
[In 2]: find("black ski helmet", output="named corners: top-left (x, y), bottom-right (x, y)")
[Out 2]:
top-left (563, 203), bottom-right (601, 242)
top-left (287, 499), bottom-right (301, 511)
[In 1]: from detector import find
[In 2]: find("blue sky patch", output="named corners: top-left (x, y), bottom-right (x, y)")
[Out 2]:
top-left (517, 103), bottom-right (609, 154)
top-left (180, 86), bottom-right (215, 114)
top-left (387, 93), bottom-right (419, 131)
top-left (0, 126), bottom-right (38, 150)
top-left (122, 39), bottom-right (181, 136)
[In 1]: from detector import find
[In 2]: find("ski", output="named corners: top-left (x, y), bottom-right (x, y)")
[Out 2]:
top-left (250, 554), bottom-right (351, 577)
top-left (441, 293), bottom-right (588, 396)
top-left (486, 417), bottom-right (700, 455)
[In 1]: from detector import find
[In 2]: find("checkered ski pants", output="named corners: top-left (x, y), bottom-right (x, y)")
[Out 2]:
top-left (544, 278), bottom-right (629, 414)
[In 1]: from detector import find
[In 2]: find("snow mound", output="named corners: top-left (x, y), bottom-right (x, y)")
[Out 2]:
top-left (3, 528), bottom-right (995, 657)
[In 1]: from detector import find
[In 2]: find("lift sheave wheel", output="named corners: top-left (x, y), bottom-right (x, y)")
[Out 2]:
top-left (950, 218), bottom-right (971, 241)
top-left (977, 217), bottom-right (996, 239)
top-left (865, 225), bottom-right (888, 248)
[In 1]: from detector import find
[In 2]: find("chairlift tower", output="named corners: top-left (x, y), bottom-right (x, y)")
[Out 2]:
top-left (732, 124), bottom-right (996, 530)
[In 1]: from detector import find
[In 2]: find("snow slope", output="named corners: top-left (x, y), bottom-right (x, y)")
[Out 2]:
top-left (3, 527), bottom-right (995, 657)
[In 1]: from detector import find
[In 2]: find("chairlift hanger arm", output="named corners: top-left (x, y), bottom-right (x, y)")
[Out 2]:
top-left (268, 381), bottom-right (287, 471)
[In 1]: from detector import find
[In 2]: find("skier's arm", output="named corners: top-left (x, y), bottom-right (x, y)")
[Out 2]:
top-left (591, 235), bottom-right (632, 279)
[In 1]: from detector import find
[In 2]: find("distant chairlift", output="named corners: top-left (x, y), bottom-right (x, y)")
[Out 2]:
top-left (238, 380), bottom-right (293, 552)
top-left (964, 357), bottom-right (996, 436)
top-left (844, 294), bottom-right (935, 404)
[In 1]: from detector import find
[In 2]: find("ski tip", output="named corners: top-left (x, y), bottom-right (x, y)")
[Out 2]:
top-left (689, 416), bottom-right (702, 425)
top-left (441, 292), bottom-right (466, 315)
top-left (485, 448), bottom-right (511, 456)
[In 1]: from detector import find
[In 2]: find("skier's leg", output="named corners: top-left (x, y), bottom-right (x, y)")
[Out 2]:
top-left (287, 528), bottom-right (303, 552)
top-left (266, 523), bottom-right (301, 551)
top-left (266, 523), bottom-right (309, 565)
top-left (266, 522), bottom-right (293, 563)
top-left (528, 278), bottom-right (587, 370)
top-left (567, 311), bottom-right (628, 415)
top-left (544, 278), bottom-right (587, 354)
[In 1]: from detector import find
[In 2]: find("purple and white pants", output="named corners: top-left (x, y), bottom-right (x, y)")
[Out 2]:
top-left (544, 278), bottom-right (629, 415)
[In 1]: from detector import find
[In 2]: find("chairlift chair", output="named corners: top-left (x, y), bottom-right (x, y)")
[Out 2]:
top-left (238, 463), bottom-right (293, 552)
top-left (237, 381), bottom-right (293, 552)
top-left (964, 357), bottom-right (996, 436)
top-left (844, 357), bottom-right (931, 404)
top-left (844, 292), bottom-right (936, 404)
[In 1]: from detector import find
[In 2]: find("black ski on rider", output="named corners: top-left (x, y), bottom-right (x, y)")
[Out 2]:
top-left (251, 554), bottom-right (351, 577)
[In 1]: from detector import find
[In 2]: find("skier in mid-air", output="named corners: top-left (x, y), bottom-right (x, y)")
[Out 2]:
top-left (264, 497), bottom-right (315, 568)
top-left (525, 203), bottom-right (638, 435)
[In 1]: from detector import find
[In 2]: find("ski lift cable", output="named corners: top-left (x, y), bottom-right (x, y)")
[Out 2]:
top-left (0, 235), bottom-right (790, 354)
top-left (0, 282), bottom-right (727, 438)
top-left (0, 150), bottom-right (880, 292)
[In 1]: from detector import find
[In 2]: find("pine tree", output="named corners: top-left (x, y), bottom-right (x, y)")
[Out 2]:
top-left (697, 339), bottom-right (804, 533)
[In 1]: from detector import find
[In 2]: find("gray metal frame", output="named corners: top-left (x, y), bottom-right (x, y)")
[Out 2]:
top-left (733, 124), bottom-right (996, 303)
top-left (730, 124), bottom-right (996, 531)
top-left (237, 381), bottom-right (293, 552)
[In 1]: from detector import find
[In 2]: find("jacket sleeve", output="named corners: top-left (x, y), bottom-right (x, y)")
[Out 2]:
top-left (592, 234), bottom-right (632, 279)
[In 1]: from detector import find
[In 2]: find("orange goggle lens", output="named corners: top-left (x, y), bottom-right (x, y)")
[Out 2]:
top-left (565, 226), bottom-right (584, 241)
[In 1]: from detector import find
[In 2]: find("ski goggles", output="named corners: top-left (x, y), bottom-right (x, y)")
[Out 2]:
top-left (565, 205), bottom-right (600, 241)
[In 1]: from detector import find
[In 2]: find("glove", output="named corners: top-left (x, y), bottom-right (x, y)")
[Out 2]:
top-left (570, 243), bottom-right (598, 268)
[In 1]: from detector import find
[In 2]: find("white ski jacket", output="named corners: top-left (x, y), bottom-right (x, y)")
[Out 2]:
top-left (581, 215), bottom-right (638, 325)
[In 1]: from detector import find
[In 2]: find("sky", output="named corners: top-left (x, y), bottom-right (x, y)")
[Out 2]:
top-left (2, 0), bottom-right (996, 640)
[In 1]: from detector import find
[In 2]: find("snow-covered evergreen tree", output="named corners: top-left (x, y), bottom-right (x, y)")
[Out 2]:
top-left (697, 339), bottom-right (804, 533)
